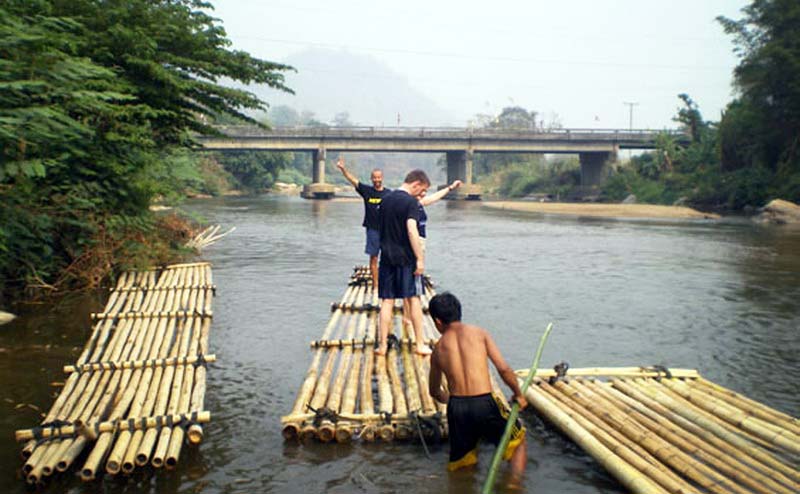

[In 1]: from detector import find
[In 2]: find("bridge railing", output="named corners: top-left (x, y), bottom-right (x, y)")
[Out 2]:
top-left (212, 125), bottom-right (687, 141)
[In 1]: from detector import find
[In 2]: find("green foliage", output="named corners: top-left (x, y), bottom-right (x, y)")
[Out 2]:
top-left (0, 1), bottom-right (292, 299)
top-left (214, 151), bottom-right (292, 191)
top-left (717, 0), bottom-right (800, 178)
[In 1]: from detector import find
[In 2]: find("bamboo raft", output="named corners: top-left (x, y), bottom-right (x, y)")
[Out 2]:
top-left (281, 266), bottom-right (508, 443)
top-left (15, 262), bottom-right (215, 485)
top-left (519, 367), bottom-right (799, 494)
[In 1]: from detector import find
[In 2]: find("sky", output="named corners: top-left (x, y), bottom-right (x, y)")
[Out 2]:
top-left (212, 0), bottom-right (750, 130)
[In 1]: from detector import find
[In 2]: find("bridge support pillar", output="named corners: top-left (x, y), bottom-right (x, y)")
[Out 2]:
top-left (579, 150), bottom-right (617, 187)
top-left (444, 150), bottom-right (482, 200)
top-left (302, 147), bottom-right (335, 199)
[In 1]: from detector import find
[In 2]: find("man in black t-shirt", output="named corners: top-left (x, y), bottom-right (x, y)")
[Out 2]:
top-left (376, 169), bottom-right (431, 356)
top-left (336, 157), bottom-right (390, 290)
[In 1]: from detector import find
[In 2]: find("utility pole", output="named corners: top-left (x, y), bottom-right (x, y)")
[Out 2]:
top-left (623, 101), bottom-right (639, 132)
top-left (623, 102), bottom-right (639, 163)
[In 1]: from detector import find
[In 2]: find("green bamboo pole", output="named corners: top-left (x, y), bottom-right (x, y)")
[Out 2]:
top-left (481, 322), bottom-right (553, 494)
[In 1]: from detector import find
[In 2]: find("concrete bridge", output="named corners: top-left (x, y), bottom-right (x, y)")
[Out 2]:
top-left (199, 126), bottom-right (686, 199)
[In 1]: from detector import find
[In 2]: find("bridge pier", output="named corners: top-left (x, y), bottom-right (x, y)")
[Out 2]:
top-left (445, 150), bottom-right (482, 200)
top-left (579, 149), bottom-right (618, 187)
top-left (302, 148), bottom-right (335, 199)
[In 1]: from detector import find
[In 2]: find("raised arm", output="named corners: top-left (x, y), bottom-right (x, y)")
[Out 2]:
top-left (485, 331), bottom-right (527, 409)
top-left (419, 179), bottom-right (463, 206)
top-left (336, 157), bottom-right (359, 187)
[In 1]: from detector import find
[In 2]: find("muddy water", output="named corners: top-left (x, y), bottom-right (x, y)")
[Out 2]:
top-left (1, 195), bottom-right (798, 493)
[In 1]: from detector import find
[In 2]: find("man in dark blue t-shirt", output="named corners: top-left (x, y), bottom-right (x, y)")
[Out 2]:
top-left (376, 169), bottom-right (431, 356)
top-left (336, 157), bottom-right (390, 290)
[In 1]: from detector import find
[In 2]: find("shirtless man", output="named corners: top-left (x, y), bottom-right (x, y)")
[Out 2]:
top-left (428, 292), bottom-right (527, 481)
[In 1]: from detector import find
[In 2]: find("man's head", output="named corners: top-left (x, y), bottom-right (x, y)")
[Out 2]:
top-left (371, 169), bottom-right (384, 189)
top-left (403, 169), bottom-right (430, 197)
top-left (429, 292), bottom-right (461, 332)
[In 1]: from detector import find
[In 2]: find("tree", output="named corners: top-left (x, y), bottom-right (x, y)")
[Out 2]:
top-left (0, 1), bottom-right (293, 297)
top-left (717, 0), bottom-right (800, 178)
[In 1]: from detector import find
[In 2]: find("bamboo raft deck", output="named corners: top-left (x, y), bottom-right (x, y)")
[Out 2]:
top-left (281, 267), bottom-right (508, 443)
top-left (15, 262), bottom-right (215, 485)
top-left (519, 367), bottom-right (799, 494)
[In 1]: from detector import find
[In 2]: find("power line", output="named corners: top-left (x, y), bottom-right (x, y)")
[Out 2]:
top-left (235, 35), bottom-right (732, 72)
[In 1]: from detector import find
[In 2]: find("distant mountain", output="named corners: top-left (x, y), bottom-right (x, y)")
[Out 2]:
top-left (251, 48), bottom-right (456, 127)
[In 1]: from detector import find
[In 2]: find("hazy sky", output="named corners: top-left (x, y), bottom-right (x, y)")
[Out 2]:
top-left (213, 0), bottom-right (750, 129)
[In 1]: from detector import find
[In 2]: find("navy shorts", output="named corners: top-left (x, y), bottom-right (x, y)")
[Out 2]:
top-left (378, 264), bottom-right (424, 299)
top-left (365, 228), bottom-right (380, 257)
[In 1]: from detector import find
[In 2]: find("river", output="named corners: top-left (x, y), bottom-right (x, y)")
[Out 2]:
top-left (2, 195), bottom-right (798, 493)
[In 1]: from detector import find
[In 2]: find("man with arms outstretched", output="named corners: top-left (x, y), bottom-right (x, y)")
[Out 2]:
top-left (428, 292), bottom-right (528, 484)
top-left (336, 156), bottom-right (389, 290)
top-left (375, 169), bottom-right (431, 356)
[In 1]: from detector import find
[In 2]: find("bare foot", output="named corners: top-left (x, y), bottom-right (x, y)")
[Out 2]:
top-left (415, 345), bottom-right (432, 356)
top-left (374, 346), bottom-right (387, 356)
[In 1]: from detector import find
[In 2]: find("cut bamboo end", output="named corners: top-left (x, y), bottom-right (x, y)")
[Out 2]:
top-left (187, 424), bottom-right (204, 444)
top-left (281, 423), bottom-right (300, 441)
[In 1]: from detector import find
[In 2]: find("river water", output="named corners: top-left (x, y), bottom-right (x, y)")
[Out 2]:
top-left (2, 195), bottom-right (798, 493)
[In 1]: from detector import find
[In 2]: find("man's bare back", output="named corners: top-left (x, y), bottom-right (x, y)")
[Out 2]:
top-left (431, 322), bottom-right (494, 397)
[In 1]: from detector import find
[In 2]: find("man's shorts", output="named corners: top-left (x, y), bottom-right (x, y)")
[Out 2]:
top-left (378, 263), bottom-right (423, 300)
top-left (446, 393), bottom-right (526, 471)
top-left (365, 228), bottom-right (380, 257)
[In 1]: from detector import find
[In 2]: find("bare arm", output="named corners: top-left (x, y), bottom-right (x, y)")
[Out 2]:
top-left (419, 180), bottom-right (463, 206)
top-left (428, 352), bottom-right (449, 404)
top-left (336, 157), bottom-right (359, 187)
top-left (406, 218), bottom-right (424, 275)
top-left (485, 331), bottom-right (527, 409)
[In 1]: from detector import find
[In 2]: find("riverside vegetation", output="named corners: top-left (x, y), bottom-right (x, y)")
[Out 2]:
top-left (478, 2), bottom-right (800, 212)
top-left (2, 0), bottom-right (798, 303)
top-left (0, 0), bottom-right (291, 301)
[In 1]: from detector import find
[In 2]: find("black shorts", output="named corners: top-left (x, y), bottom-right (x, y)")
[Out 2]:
top-left (446, 393), bottom-right (526, 471)
top-left (378, 263), bottom-right (423, 299)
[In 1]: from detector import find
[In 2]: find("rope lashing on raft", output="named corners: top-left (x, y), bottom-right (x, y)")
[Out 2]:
top-left (549, 361), bottom-right (570, 385)
top-left (306, 404), bottom-right (339, 427)
top-left (643, 364), bottom-right (673, 380)
top-left (19, 411), bottom-right (208, 443)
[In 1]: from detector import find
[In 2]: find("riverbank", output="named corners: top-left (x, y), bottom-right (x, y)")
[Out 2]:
top-left (483, 201), bottom-right (721, 220)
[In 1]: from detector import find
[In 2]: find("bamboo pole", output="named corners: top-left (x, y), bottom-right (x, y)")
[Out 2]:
top-left (625, 378), bottom-right (800, 484)
top-left (374, 316), bottom-right (395, 442)
top-left (483, 323), bottom-right (553, 494)
top-left (302, 301), bottom-right (357, 441)
top-left (135, 314), bottom-right (187, 466)
top-left (516, 367), bottom-right (700, 380)
top-left (105, 316), bottom-right (172, 474)
top-left (523, 384), bottom-right (669, 494)
top-left (65, 354), bottom-right (215, 374)
top-left (282, 284), bottom-right (360, 440)
top-left (125, 318), bottom-right (179, 472)
top-left (386, 314), bottom-right (409, 440)
top-left (660, 378), bottom-right (800, 455)
top-left (152, 314), bottom-right (196, 468)
top-left (358, 312), bottom-right (377, 442)
top-left (611, 379), bottom-right (799, 491)
top-left (335, 309), bottom-right (369, 442)
top-left (187, 316), bottom-right (213, 444)
top-left (592, 380), bottom-right (798, 494)
top-left (692, 378), bottom-right (800, 434)
top-left (553, 380), bottom-right (751, 494)
top-left (580, 379), bottom-right (792, 494)
top-left (319, 289), bottom-right (364, 442)
top-left (79, 303), bottom-right (163, 480)
top-left (537, 381), bottom-right (694, 494)
top-left (165, 306), bottom-right (204, 468)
